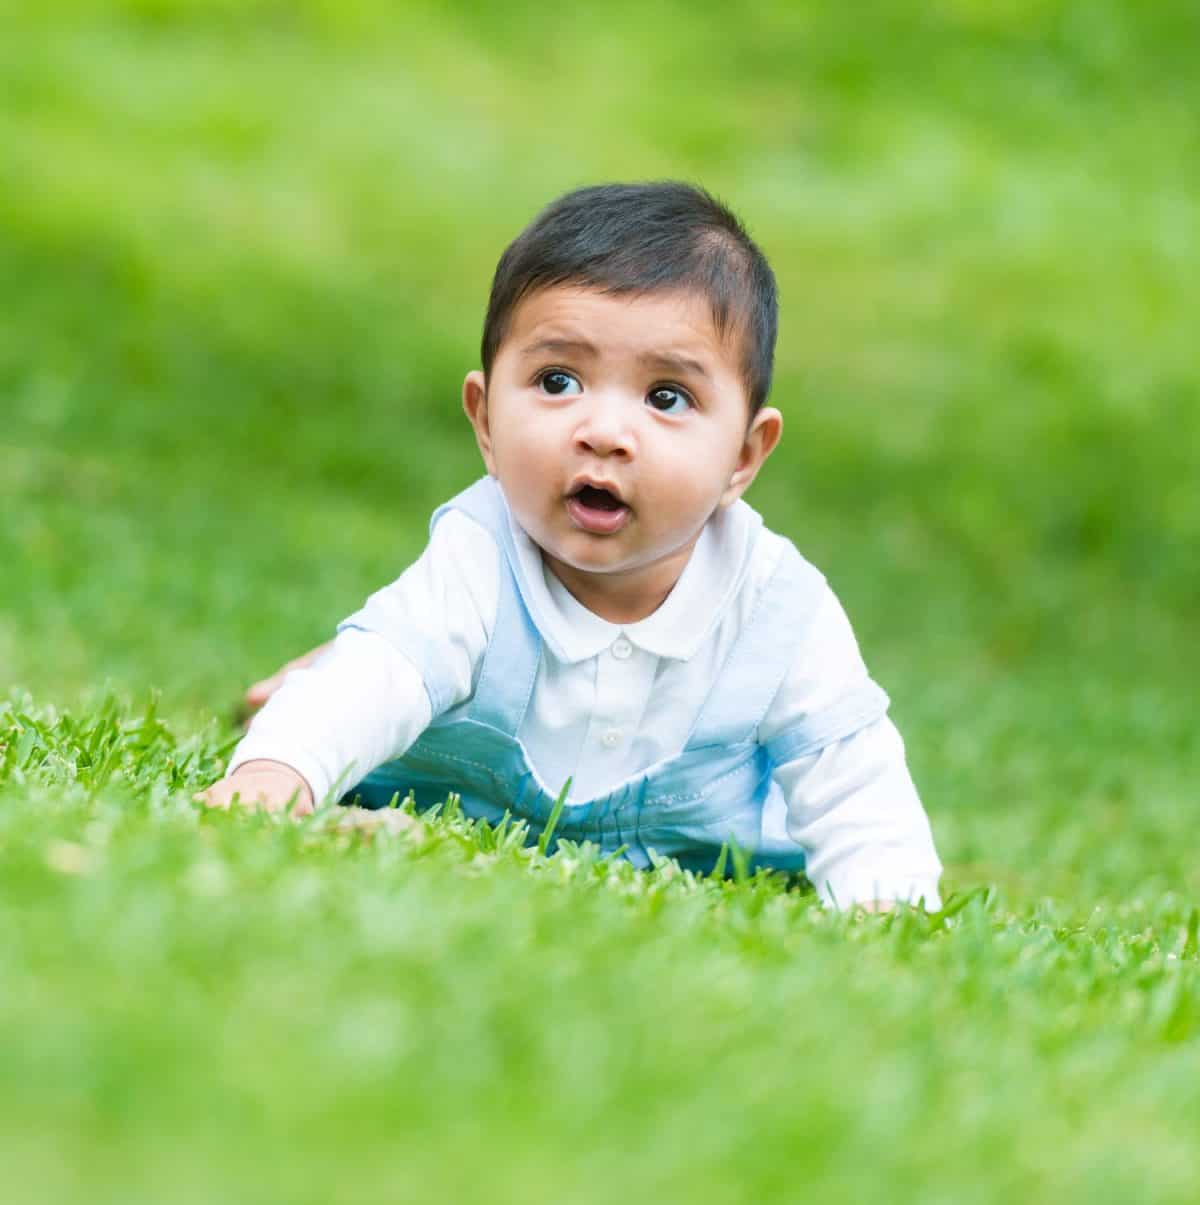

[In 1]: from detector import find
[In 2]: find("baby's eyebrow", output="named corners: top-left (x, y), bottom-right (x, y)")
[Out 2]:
top-left (637, 351), bottom-right (711, 381)
top-left (521, 338), bottom-right (710, 382)
top-left (521, 336), bottom-right (599, 359)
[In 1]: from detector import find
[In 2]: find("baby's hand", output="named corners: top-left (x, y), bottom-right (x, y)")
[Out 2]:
top-left (199, 759), bottom-right (315, 817)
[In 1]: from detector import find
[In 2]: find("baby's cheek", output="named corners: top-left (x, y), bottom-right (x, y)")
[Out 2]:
top-left (500, 427), bottom-right (554, 474)
top-left (653, 470), bottom-right (720, 523)
top-left (500, 473), bottom-right (556, 542)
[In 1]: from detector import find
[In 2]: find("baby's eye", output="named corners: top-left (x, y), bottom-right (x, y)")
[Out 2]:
top-left (538, 370), bottom-right (582, 396)
top-left (646, 386), bottom-right (693, 415)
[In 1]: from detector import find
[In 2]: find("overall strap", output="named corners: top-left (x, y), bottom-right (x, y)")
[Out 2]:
top-left (761, 680), bottom-right (890, 766)
top-left (684, 541), bottom-right (827, 750)
top-left (431, 477), bottom-right (542, 736)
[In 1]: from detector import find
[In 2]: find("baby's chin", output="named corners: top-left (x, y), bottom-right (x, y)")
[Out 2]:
top-left (540, 535), bottom-right (696, 582)
top-left (539, 544), bottom-right (635, 576)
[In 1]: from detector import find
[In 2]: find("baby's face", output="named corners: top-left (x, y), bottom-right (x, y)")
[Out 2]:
top-left (463, 285), bottom-right (781, 620)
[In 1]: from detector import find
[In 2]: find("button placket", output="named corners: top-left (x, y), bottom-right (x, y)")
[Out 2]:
top-left (573, 641), bottom-right (660, 798)
top-left (591, 639), bottom-right (636, 753)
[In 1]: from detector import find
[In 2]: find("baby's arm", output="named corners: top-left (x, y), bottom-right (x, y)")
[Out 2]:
top-left (201, 642), bottom-right (336, 813)
top-left (762, 591), bottom-right (942, 911)
top-left (200, 508), bottom-right (499, 816)
top-left (201, 627), bottom-right (434, 814)
top-left (774, 720), bottom-right (941, 911)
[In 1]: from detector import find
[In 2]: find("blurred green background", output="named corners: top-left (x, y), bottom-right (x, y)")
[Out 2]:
top-left (3, 5), bottom-right (1200, 1199)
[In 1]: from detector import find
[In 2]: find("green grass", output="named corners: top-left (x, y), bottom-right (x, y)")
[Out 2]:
top-left (6, 696), bottom-right (1200, 1203)
top-left (3, 1), bottom-right (1199, 1200)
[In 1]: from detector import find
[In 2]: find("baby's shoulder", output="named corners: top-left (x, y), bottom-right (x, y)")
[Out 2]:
top-left (732, 514), bottom-right (830, 629)
top-left (429, 503), bottom-right (499, 556)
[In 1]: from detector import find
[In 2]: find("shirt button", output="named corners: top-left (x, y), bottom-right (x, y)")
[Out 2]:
top-left (601, 728), bottom-right (622, 748)
top-left (611, 638), bottom-right (633, 660)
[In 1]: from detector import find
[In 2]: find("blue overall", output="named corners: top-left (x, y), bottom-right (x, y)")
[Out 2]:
top-left (343, 477), bottom-right (890, 875)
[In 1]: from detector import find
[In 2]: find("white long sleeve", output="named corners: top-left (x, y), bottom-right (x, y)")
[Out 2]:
top-left (773, 721), bottom-right (942, 910)
top-left (227, 508), bottom-right (499, 802)
top-left (226, 628), bottom-right (433, 804)
top-left (760, 589), bottom-right (943, 909)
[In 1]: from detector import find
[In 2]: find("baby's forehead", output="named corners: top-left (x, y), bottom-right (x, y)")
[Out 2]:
top-left (504, 283), bottom-right (745, 364)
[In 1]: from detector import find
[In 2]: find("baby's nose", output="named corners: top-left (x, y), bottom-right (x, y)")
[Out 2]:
top-left (574, 394), bottom-right (636, 458)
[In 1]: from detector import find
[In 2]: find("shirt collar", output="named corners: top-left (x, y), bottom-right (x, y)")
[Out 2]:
top-left (504, 491), bottom-right (762, 665)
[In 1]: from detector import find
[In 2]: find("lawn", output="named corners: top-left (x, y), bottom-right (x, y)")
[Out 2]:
top-left (2, 2), bottom-right (1199, 1201)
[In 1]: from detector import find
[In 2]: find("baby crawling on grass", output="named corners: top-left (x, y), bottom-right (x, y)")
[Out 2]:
top-left (203, 182), bottom-right (942, 911)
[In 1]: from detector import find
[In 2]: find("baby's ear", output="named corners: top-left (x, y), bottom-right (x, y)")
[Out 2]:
top-left (462, 371), bottom-right (497, 475)
top-left (720, 406), bottom-right (783, 507)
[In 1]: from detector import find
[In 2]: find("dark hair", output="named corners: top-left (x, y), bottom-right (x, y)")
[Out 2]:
top-left (480, 182), bottom-right (778, 412)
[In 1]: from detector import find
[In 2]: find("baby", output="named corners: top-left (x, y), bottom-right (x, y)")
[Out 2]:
top-left (204, 182), bottom-right (943, 911)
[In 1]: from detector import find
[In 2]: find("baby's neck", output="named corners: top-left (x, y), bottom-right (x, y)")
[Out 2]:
top-left (540, 539), bottom-right (699, 625)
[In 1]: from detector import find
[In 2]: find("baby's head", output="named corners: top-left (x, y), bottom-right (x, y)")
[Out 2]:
top-left (462, 182), bottom-right (784, 620)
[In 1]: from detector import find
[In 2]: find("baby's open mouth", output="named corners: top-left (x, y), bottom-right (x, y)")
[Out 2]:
top-left (571, 484), bottom-right (624, 512)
